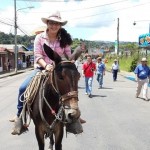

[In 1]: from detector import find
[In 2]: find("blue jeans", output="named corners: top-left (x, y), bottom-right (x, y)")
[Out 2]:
top-left (85, 77), bottom-right (93, 95)
top-left (97, 73), bottom-right (103, 87)
top-left (113, 69), bottom-right (118, 81)
top-left (17, 69), bottom-right (40, 116)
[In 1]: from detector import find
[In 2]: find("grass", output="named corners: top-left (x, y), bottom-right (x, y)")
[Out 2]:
top-left (106, 54), bottom-right (150, 72)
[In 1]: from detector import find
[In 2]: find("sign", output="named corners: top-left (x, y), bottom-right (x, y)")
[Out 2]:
top-left (139, 33), bottom-right (150, 47)
top-left (114, 40), bottom-right (117, 54)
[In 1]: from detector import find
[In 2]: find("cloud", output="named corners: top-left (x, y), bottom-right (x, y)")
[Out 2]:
top-left (1, 0), bottom-right (150, 42)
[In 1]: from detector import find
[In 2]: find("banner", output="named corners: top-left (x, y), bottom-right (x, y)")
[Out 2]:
top-left (139, 33), bottom-right (150, 47)
top-left (115, 40), bottom-right (117, 54)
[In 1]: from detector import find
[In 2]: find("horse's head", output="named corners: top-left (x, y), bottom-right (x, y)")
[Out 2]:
top-left (44, 44), bottom-right (81, 123)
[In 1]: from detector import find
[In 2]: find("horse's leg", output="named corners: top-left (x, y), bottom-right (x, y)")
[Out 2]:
top-left (35, 126), bottom-right (45, 150)
top-left (48, 134), bottom-right (54, 150)
top-left (54, 125), bottom-right (64, 150)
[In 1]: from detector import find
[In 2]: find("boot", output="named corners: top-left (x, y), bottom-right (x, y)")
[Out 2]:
top-left (11, 117), bottom-right (28, 135)
top-left (80, 118), bottom-right (86, 124)
top-left (9, 115), bottom-right (19, 122)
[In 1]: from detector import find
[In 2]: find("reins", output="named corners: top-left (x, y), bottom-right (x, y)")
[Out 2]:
top-left (21, 60), bottom-right (79, 136)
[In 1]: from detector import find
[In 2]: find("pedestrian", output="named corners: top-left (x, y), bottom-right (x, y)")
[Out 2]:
top-left (134, 57), bottom-right (150, 101)
top-left (7, 59), bottom-right (11, 72)
top-left (82, 55), bottom-right (96, 98)
top-left (111, 59), bottom-right (119, 81)
top-left (96, 57), bottom-right (105, 88)
top-left (9, 10), bottom-right (86, 135)
top-left (18, 58), bottom-right (22, 70)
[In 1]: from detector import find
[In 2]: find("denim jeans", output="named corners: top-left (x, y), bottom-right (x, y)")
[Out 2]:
top-left (85, 77), bottom-right (93, 95)
top-left (113, 69), bottom-right (118, 81)
top-left (97, 73), bottom-right (103, 87)
top-left (17, 69), bottom-right (40, 116)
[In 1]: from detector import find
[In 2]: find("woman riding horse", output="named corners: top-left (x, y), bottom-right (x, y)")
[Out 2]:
top-left (10, 11), bottom-right (86, 135)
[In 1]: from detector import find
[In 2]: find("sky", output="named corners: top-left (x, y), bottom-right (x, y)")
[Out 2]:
top-left (0, 0), bottom-right (150, 42)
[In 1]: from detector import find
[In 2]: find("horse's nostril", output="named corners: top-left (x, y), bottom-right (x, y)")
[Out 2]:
top-left (68, 113), bottom-right (73, 119)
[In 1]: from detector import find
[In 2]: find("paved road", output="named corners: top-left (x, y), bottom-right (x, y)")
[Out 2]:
top-left (1, 65), bottom-right (150, 150)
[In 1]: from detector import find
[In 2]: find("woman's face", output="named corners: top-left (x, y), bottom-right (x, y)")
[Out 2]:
top-left (47, 20), bottom-right (61, 34)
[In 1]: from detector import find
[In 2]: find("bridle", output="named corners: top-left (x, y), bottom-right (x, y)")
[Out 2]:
top-left (39, 60), bottom-right (79, 137)
top-left (51, 61), bottom-right (79, 103)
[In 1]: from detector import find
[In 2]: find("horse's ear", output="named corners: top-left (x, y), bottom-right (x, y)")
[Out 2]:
top-left (43, 44), bottom-right (62, 65)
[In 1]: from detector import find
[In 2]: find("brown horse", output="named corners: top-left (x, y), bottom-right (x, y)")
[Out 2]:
top-left (28, 44), bottom-right (82, 150)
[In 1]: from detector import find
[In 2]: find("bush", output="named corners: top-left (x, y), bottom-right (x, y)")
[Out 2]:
top-left (129, 55), bottom-right (139, 72)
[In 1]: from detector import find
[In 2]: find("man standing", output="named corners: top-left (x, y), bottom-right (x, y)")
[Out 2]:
top-left (96, 57), bottom-right (105, 88)
top-left (82, 55), bottom-right (96, 98)
top-left (134, 57), bottom-right (150, 101)
top-left (112, 59), bottom-right (119, 81)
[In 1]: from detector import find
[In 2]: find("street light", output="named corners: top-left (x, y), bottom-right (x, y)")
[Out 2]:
top-left (133, 20), bottom-right (150, 33)
top-left (133, 20), bottom-right (150, 57)
top-left (14, 0), bottom-right (34, 73)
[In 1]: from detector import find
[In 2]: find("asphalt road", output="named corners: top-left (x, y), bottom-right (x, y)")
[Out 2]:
top-left (1, 65), bottom-right (150, 150)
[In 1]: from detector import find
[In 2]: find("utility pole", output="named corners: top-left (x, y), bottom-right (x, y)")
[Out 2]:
top-left (14, 1), bottom-right (33, 73)
top-left (117, 18), bottom-right (119, 55)
top-left (14, 0), bottom-right (18, 73)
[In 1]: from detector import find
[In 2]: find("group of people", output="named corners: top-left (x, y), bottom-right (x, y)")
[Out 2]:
top-left (81, 55), bottom-right (120, 98)
top-left (81, 55), bottom-right (150, 101)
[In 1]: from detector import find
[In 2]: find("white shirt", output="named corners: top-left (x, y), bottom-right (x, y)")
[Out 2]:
top-left (112, 63), bottom-right (119, 70)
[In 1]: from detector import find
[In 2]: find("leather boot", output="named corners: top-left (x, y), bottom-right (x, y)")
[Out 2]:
top-left (80, 118), bottom-right (86, 124)
top-left (9, 115), bottom-right (19, 122)
top-left (11, 117), bottom-right (28, 135)
top-left (11, 117), bottom-right (23, 135)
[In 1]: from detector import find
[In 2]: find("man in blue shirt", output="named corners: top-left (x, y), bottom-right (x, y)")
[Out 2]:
top-left (134, 57), bottom-right (150, 101)
top-left (96, 57), bottom-right (105, 88)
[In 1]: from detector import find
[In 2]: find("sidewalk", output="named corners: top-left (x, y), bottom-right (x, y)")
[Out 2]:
top-left (107, 68), bottom-right (135, 81)
top-left (0, 67), bottom-right (34, 79)
top-left (119, 70), bottom-right (136, 81)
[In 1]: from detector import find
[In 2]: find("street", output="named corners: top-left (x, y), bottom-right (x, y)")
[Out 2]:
top-left (1, 65), bottom-right (150, 150)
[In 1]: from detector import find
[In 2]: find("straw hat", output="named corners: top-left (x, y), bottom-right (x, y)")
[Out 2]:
top-left (141, 57), bottom-right (147, 62)
top-left (97, 57), bottom-right (102, 61)
top-left (31, 26), bottom-right (46, 35)
top-left (114, 59), bottom-right (117, 62)
top-left (41, 11), bottom-right (67, 26)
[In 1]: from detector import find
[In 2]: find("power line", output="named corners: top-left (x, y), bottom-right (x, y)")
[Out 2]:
top-left (0, 19), bottom-right (13, 26)
top-left (18, 26), bottom-right (29, 35)
top-left (21, 0), bottom-right (128, 14)
top-left (71, 1), bottom-right (150, 20)
top-left (16, 0), bottom-right (87, 2)
top-left (61, 0), bottom-right (128, 12)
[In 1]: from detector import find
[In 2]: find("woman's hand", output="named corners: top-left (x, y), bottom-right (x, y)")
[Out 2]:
top-left (45, 64), bottom-right (54, 72)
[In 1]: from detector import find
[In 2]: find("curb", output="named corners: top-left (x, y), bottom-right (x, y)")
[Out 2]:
top-left (0, 68), bottom-right (34, 79)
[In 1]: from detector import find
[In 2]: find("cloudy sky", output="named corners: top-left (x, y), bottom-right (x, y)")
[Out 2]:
top-left (0, 0), bottom-right (150, 42)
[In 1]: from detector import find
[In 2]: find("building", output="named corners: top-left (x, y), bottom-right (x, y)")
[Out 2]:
top-left (0, 44), bottom-right (33, 72)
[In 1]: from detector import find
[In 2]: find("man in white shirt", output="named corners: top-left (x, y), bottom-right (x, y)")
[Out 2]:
top-left (111, 59), bottom-right (119, 81)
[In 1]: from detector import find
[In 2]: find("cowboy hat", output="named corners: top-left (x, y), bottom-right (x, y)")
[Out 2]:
top-left (97, 57), bottom-right (102, 60)
top-left (114, 59), bottom-right (117, 61)
top-left (31, 26), bottom-right (46, 35)
top-left (41, 11), bottom-right (67, 26)
top-left (141, 57), bottom-right (147, 61)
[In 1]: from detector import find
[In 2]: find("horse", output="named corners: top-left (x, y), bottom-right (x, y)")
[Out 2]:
top-left (27, 44), bottom-right (82, 150)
